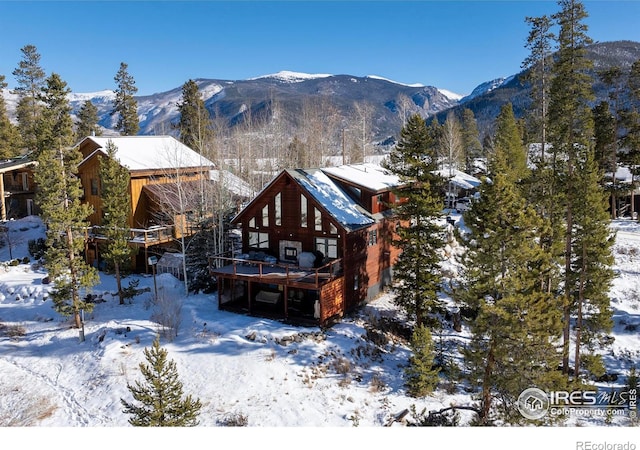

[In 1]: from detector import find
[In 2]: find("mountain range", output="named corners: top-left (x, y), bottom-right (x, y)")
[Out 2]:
top-left (3, 40), bottom-right (640, 150)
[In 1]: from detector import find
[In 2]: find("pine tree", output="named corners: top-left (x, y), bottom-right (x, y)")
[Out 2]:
top-left (548, 0), bottom-right (596, 375)
top-left (177, 79), bottom-right (213, 153)
top-left (35, 73), bottom-right (98, 329)
top-left (459, 124), bottom-right (564, 425)
top-left (0, 74), bottom-right (21, 159)
top-left (570, 149), bottom-right (615, 378)
top-left (112, 62), bottom-right (139, 136)
top-left (99, 139), bottom-right (134, 305)
top-left (460, 108), bottom-right (483, 173)
top-left (494, 103), bottom-right (528, 183)
top-left (75, 99), bottom-right (101, 141)
top-left (121, 337), bottom-right (202, 426)
top-left (621, 59), bottom-right (640, 219)
top-left (383, 113), bottom-right (446, 327)
top-left (405, 325), bottom-right (440, 397)
top-left (521, 14), bottom-right (554, 166)
top-left (12, 44), bottom-right (46, 154)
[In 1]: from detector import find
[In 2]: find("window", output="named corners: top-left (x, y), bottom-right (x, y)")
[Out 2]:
top-left (301, 194), bottom-right (307, 228)
top-left (262, 204), bottom-right (269, 227)
top-left (274, 192), bottom-right (282, 226)
top-left (329, 223), bottom-right (338, 235)
top-left (314, 207), bottom-right (322, 231)
top-left (249, 217), bottom-right (256, 228)
top-left (249, 232), bottom-right (269, 249)
top-left (90, 178), bottom-right (99, 196)
top-left (368, 229), bottom-right (378, 246)
top-left (315, 237), bottom-right (338, 259)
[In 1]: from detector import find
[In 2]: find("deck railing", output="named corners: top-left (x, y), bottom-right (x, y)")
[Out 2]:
top-left (88, 225), bottom-right (174, 245)
top-left (209, 253), bottom-right (343, 288)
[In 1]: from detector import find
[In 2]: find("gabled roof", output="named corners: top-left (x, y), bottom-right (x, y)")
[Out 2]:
top-left (210, 169), bottom-right (255, 199)
top-left (435, 166), bottom-right (482, 190)
top-left (77, 136), bottom-right (215, 171)
top-left (321, 163), bottom-right (402, 193)
top-left (288, 168), bottom-right (375, 231)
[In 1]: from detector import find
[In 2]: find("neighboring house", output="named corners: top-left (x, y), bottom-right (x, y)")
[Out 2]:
top-left (0, 154), bottom-right (38, 221)
top-left (436, 165), bottom-right (482, 212)
top-left (75, 135), bottom-right (220, 271)
top-left (210, 163), bottom-right (404, 327)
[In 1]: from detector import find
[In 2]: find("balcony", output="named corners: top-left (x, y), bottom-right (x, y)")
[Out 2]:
top-left (209, 253), bottom-right (343, 289)
top-left (88, 225), bottom-right (174, 247)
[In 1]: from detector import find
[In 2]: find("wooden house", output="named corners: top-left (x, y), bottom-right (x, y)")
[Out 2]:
top-left (75, 135), bottom-right (217, 271)
top-left (210, 163), bottom-right (404, 327)
top-left (0, 154), bottom-right (38, 221)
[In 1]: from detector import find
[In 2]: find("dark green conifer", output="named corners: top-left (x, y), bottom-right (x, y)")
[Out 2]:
top-left (99, 139), bottom-right (134, 304)
top-left (35, 72), bottom-right (98, 329)
top-left (177, 79), bottom-right (213, 153)
top-left (121, 337), bottom-right (202, 426)
top-left (12, 44), bottom-right (46, 154)
top-left (75, 100), bottom-right (101, 141)
top-left (405, 325), bottom-right (440, 397)
top-left (459, 125), bottom-right (564, 425)
top-left (112, 62), bottom-right (139, 136)
top-left (383, 113), bottom-right (446, 327)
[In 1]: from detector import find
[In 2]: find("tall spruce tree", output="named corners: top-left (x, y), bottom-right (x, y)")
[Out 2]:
top-left (121, 337), bottom-right (202, 426)
top-left (459, 145), bottom-right (565, 425)
top-left (12, 44), bottom-right (46, 154)
top-left (0, 74), bottom-right (21, 159)
top-left (75, 99), bottom-right (101, 141)
top-left (460, 108), bottom-right (483, 174)
top-left (35, 73), bottom-right (98, 329)
top-left (383, 113), bottom-right (446, 327)
top-left (99, 139), bottom-right (134, 305)
top-left (548, 0), bottom-right (596, 375)
top-left (570, 150), bottom-right (615, 378)
top-left (177, 79), bottom-right (213, 153)
top-left (494, 103), bottom-right (529, 184)
top-left (112, 62), bottom-right (139, 136)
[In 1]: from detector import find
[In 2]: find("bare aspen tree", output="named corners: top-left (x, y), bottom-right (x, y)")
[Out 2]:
top-left (353, 101), bottom-right (375, 164)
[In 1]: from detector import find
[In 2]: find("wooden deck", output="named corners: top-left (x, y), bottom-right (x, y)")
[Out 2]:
top-left (209, 256), bottom-right (343, 289)
top-left (88, 225), bottom-right (174, 247)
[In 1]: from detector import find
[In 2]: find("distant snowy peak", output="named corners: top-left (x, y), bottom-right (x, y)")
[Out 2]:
top-left (365, 75), bottom-right (424, 88)
top-left (438, 88), bottom-right (464, 101)
top-left (250, 71), bottom-right (333, 83)
top-left (68, 90), bottom-right (115, 102)
top-left (461, 76), bottom-right (514, 102)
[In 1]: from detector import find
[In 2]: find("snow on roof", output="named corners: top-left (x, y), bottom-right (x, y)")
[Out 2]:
top-left (321, 163), bottom-right (402, 192)
top-left (209, 169), bottom-right (255, 198)
top-left (81, 136), bottom-right (215, 171)
top-left (290, 168), bottom-right (375, 231)
top-left (435, 167), bottom-right (482, 190)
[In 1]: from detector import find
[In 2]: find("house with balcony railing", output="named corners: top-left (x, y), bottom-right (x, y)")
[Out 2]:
top-left (75, 135), bottom-right (237, 272)
top-left (210, 163), bottom-right (404, 326)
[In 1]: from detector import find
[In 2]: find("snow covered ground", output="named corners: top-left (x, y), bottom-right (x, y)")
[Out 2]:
top-left (0, 216), bottom-right (638, 447)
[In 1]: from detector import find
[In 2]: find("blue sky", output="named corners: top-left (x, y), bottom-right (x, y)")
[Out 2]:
top-left (1, 1), bottom-right (640, 96)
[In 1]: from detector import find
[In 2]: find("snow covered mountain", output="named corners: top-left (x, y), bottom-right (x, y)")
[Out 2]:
top-left (3, 70), bottom-right (462, 143)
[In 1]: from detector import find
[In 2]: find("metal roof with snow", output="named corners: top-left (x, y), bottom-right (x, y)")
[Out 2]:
top-left (321, 163), bottom-right (402, 193)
